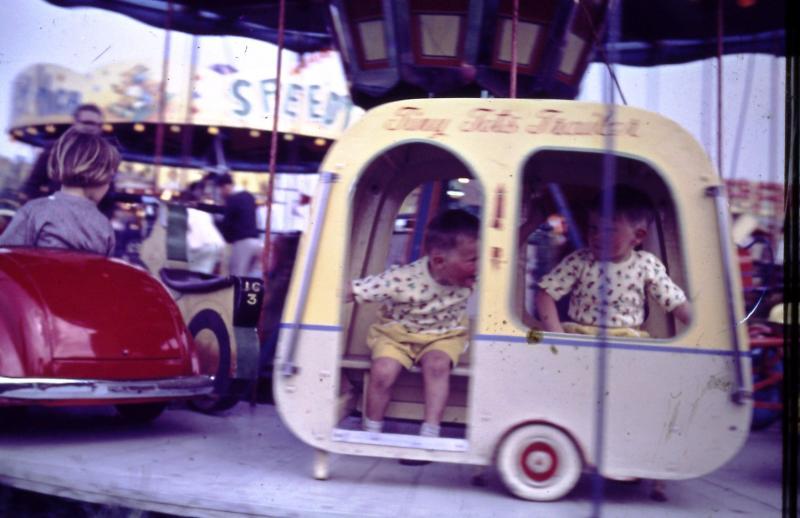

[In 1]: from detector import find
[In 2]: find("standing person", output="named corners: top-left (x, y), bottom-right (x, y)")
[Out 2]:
top-left (345, 209), bottom-right (479, 439)
top-left (214, 172), bottom-right (263, 277)
top-left (0, 127), bottom-right (120, 256)
top-left (176, 178), bottom-right (225, 274)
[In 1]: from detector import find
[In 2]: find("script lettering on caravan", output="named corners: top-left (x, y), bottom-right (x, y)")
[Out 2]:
top-left (525, 108), bottom-right (640, 137)
top-left (379, 106), bottom-right (641, 138)
top-left (460, 108), bottom-right (519, 133)
top-left (383, 107), bottom-right (451, 137)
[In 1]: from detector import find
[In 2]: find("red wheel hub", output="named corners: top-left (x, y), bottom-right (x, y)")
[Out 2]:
top-left (520, 441), bottom-right (558, 482)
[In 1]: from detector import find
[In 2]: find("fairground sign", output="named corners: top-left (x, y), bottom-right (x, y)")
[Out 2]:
top-left (9, 50), bottom-right (363, 141)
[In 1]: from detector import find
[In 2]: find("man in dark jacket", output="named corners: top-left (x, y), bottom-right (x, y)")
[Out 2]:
top-left (215, 173), bottom-right (263, 277)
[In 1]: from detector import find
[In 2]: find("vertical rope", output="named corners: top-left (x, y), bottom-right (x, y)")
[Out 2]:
top-left (646, 66), bottom-right (658, 112)
top-left (580, 2), bottom-right (627, 105)
top-left (509, 0), bottom-right (519, 98)
top-left (181, 36), bottom-right (199, 169)
top-left (716, 0), bottom-right (724, 180)
top-left (591, 1), bottom-right (620, 515)
top-left (728, 55), bottom-right (755, 181)
top-left (768, 55), bottom-right (779, 247)
top-left (701, 58), bottom-right (712, 158)
top-left (155, 0), bottom-right (173, 175)
top-left (257, 0), bottom-right (286, 345)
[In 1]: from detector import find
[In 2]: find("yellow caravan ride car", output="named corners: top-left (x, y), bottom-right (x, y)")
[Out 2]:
top-left (272, 98), bottom-right (751, 501)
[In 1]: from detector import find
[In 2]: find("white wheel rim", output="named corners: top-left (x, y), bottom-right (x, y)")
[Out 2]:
top-left (520, 441), bottom-right (558, 483)
top-left (497, 424), bottom-right (582, 501)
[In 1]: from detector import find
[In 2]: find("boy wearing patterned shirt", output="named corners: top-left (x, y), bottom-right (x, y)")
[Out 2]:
top-left (346, 209), bottom-right (479, 438)
top-left (536, 186), bottom-right (691, 337)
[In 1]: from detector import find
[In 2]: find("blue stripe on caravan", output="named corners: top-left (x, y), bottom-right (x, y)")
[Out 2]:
top-left (474, 333), bottom-right (752, 357)
top-left (279, 323), bottom-right (343, 332)
top-left (276, 324), bottom-right (749, 358)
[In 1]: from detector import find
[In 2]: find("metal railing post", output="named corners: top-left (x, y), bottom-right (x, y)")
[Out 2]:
top-left (707, 185), bottom-right (751, 404)
top-left (280, 172), bottom-right (338, 377)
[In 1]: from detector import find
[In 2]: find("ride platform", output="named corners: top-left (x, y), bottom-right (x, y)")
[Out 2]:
top-left (0, 403), bottom-right (783, 517)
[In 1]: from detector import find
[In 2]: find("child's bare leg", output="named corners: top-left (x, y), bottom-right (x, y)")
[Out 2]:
top-left (419, 350), bottom-right (452, 431)
top-left (366, 357), bottom-right (403, 422)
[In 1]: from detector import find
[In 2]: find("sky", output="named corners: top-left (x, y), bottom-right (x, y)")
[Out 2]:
top-left (0, 0), bottom-right (786, 185)
top-left (0, 0), bottom-right (184, 159)
top-left (578, 53), bottom-right (784, 185)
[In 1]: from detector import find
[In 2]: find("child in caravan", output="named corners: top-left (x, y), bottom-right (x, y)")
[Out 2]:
top-left (535, 185), bottom-right (691, 337)
top-left (346, 209), bottom-right (479, 439)
top-left (0, 127), bottom-right (119, 256)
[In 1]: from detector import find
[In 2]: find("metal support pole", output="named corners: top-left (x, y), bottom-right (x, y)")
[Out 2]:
top-left (280, 172), bottom-right (338, 377)
top-left (707, 185), bottom-right (751, 405)
top-left (509, 0), bottom-right (519, 98)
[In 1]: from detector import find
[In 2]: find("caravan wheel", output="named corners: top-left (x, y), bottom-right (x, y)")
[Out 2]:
top-left (496, 423), bottom-right (582, 501)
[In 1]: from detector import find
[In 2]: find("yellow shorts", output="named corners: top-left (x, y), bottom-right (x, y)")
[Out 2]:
top-left (366, 321), bottom-right (467, 369)
top-left (563, 322), bottom-right (650, 338)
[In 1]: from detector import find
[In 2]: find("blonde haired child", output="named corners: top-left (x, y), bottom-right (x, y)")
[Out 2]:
top-left (0, 127), bottom-right (120, 255)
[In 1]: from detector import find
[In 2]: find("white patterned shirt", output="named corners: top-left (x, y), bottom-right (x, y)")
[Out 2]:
top-left (352, 257), bottom-right (472, 334)
top-left (537, 249), bottom-right (687, 328)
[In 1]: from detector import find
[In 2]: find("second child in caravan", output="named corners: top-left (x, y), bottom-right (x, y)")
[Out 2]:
top-left (535, 185), bottom-right (692, 337)
top-left (345, 209), bottom-right (479, 439)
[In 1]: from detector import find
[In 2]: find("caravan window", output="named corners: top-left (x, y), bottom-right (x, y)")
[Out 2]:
top-left (338, 142), bottom-right (483, 429)
top-left (515, 150), bottom-right (691, 339)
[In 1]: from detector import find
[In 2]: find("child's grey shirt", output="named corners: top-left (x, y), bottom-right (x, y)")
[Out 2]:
top-left (0, 191), bottom-right (115, 256)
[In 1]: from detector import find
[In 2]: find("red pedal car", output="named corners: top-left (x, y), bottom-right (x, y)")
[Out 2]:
top-left (0, 247), bottom-right (213, 422)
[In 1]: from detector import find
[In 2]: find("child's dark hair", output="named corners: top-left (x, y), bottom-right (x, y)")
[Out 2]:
top-left (424, 208), bottom-right (479, 253)
top-left (72, 103), bottom-right (103, 119)
top-left (214, 173), bottom-right (234, 187)
top-left (589, 185), bottom-right (654, 226)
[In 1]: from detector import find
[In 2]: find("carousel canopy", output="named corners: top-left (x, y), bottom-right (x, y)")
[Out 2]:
top-left (43, 0), bottom-right (785, 105)
top-left (44, 0), bottom-right (333, 53)
top-left (44, 0), bottom-right (785, 65)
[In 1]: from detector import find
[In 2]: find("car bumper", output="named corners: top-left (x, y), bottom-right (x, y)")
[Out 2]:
top-left (0, 375), bottom-right (214, 401)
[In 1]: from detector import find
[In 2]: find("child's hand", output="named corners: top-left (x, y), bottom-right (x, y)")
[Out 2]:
top-left (535, 290), bottom-right (564, 333)
top-left (672, 301), bottom-right (692, 325)
top-left (343, 284), bottom-right (355, 303)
